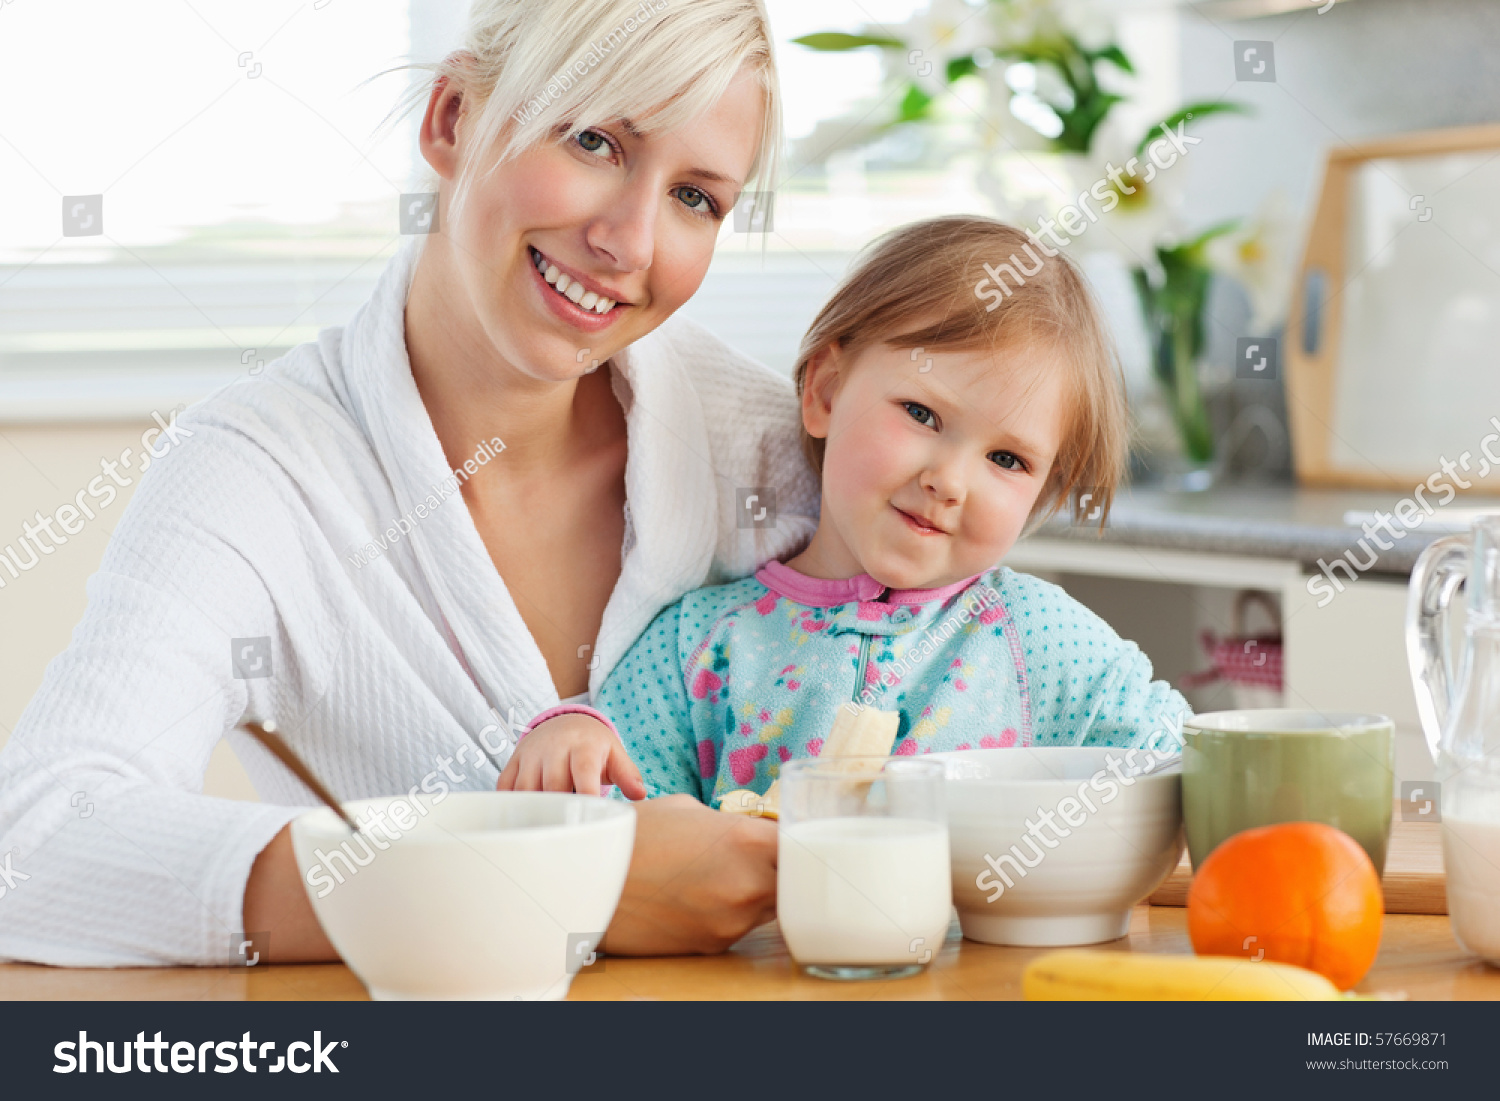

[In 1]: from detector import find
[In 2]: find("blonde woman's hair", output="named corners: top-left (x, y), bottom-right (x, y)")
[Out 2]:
top-left (792, 215), bottom-right (1129, 529)
top-left (380, 0), bottom-right (782, 232)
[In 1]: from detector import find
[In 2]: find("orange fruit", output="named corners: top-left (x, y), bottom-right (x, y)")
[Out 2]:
top-left (1187, 821), bottom-right (1383, 990)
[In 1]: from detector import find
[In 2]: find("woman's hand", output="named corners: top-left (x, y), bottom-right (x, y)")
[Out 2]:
top-left (602, 794), bottom-right (778, 956)
top-left (495, 713), bottom-right (646, 799)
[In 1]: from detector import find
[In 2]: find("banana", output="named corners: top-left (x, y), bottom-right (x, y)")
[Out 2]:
top-left (1022, 950), bottom-right (1349, 1001)
top-left (718, 704), bottom-right (902, 817)
top-left (720, 782), bottom-right (780, 819)
top-left (822, 703), bottom-right (901, 764)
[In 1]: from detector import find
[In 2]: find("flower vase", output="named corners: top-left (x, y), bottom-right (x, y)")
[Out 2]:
top-left (1135, 254), bottom-right (1222, 493)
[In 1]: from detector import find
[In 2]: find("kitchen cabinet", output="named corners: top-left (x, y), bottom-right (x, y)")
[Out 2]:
top-left (1006, 485), bottom-right (1497, 788)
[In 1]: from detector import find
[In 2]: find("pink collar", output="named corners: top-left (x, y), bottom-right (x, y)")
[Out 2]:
top-left (755, 559), bottom-right (981, 609)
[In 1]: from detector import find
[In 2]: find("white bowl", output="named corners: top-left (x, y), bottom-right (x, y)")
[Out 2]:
top-left (934, 747), bottom-right (1182, 947)
top-left (290, 791), bottom-right (635, 1000)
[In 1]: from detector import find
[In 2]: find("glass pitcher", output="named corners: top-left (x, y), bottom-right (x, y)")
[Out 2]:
top-left (1407, 513), bottom-right (1500, 963)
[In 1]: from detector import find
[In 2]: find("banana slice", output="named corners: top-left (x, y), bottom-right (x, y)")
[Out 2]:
top-left (822, 703), bottom-right (901, 766)
top-left (719, 781), bottom-right (780, 819)
top-left (717, 704), bottom-right (901, 816)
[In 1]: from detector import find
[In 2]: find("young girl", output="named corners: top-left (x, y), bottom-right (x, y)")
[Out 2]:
top-left (498, 215), bottom-right (1189, 802)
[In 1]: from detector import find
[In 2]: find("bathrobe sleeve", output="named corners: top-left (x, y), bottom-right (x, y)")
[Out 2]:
top-left (0, 428), bottom-right (312, 967)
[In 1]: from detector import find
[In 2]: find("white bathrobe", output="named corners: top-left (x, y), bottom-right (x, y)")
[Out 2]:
top-left (0, 234), bottom-right (819, 967)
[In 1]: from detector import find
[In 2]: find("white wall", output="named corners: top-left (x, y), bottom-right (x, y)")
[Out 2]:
top-left (1177, 0), bottom-right (1500, 235)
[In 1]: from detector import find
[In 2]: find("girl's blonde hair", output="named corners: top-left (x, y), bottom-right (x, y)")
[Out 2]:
top-left (792, 215), bottom-right (1129, 528)
top-left (382, 0), bottom-right (782, 233)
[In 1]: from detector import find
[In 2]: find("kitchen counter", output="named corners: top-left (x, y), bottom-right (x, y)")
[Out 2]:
top-left (2, 908), bottom-right (1494, 1000)
top-left (1031, 485), bottom-right (1500, 575)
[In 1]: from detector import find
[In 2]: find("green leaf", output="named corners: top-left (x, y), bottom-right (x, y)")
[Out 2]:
top-left (1155, 220), bottom-right (1240, 275)
top-left (1135, 101), bottom-right (1252, 156)
top-left (897, 83), bottom-right (935, 123)
top-left (946, 55), bottom-right (979, 83)
top-left (791, 32), bottom-right (904, 52)
top-left (1089, 44), bottom-right (1135, 74)
top-left (1055, 92), bottom-right (1123, 154)
top-left (1182, 218), bottom-right (1241, 252)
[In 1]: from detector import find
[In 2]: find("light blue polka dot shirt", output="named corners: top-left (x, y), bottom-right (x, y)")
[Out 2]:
top-left (597, 559), bottom-right (1189, 807)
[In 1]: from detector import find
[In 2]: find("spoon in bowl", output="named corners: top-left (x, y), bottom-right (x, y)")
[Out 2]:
top-left (242, 720), bottom-right (360, 832)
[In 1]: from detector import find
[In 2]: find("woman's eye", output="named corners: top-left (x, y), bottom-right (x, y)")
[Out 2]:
top-left (902, 402), bottom-right (937, 428)
top-left (670, 185), bottom-right (717, 217)
top-left (574, 129), bottom-right (612, 157)
top-left (989, 450), bottom-right (1027, 472)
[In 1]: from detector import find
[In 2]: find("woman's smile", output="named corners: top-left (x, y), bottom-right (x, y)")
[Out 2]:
top-left (527, 245), bottom-right (628, 334)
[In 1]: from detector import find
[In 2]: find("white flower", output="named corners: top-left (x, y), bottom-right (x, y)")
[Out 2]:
top-left (991, 0), bottom-right (1058, 49)
top-left (1207, 189), bottom-right (1298, 331)
top-left (899, 0), bottom-right (993, 97)
top-left (991, 0), bottom-right (1108, 49)
top-left (1039, 114), bottom-right (1185, 270)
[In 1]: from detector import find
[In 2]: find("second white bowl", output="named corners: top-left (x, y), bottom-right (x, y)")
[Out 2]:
top-left (934, 747), bottom-right (1182, 947)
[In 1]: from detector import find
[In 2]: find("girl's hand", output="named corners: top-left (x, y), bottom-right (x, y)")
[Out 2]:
top-left (495, 713), bottom-right (647, 799)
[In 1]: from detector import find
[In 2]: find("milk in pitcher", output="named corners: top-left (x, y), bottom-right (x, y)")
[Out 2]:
top-left (1443, 815), bottom-right (1500, 963)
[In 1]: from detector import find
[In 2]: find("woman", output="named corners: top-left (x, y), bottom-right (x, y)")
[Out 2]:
top-left (0, 0), bottom-right (817, 966)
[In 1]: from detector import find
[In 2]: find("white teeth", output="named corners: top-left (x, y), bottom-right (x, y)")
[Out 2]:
top-left (532, 248), bottom-right (618, 313)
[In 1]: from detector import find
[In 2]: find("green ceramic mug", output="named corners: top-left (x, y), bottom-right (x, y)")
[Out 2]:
top-left (1182, 710), bottom-right (1395, 875)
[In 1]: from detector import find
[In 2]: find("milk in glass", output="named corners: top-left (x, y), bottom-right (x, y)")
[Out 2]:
top-left (778, 817), bottom-right (951, 966)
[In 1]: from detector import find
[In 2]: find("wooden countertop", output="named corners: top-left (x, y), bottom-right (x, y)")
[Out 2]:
top-left (3, 907), bottom-right (1498, 1001)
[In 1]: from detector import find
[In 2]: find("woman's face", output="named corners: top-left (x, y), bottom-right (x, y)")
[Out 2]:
top-left (421, 66), bottom-right (766, 384)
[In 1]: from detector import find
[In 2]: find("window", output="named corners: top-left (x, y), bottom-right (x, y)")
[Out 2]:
top-left (0, 0), bottom-right (975, 411)
top-left (0, 0), bottom-right (469, 413)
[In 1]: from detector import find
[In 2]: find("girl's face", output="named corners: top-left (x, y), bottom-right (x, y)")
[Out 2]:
top-left (797, 339), bottom-right (1070, 591)
top-left (421, 66), bottom-right (766, 383)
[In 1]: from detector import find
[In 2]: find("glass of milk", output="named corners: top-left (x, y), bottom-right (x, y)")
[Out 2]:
top-left (777, 757), bottom-right (952, 980)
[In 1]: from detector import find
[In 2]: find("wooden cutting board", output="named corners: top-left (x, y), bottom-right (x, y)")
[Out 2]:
top-left (1148, 801), bottom-right (1446, 914)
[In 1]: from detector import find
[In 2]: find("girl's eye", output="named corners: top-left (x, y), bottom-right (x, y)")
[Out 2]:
top-left (902, 401), bottom-right (937, 428)
top-left (989, 450), bottom-right (1028, 472)
top-left (670, 185), bottom-right (719, 218)
top-left (574, 129), bottom-right (614, 157)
